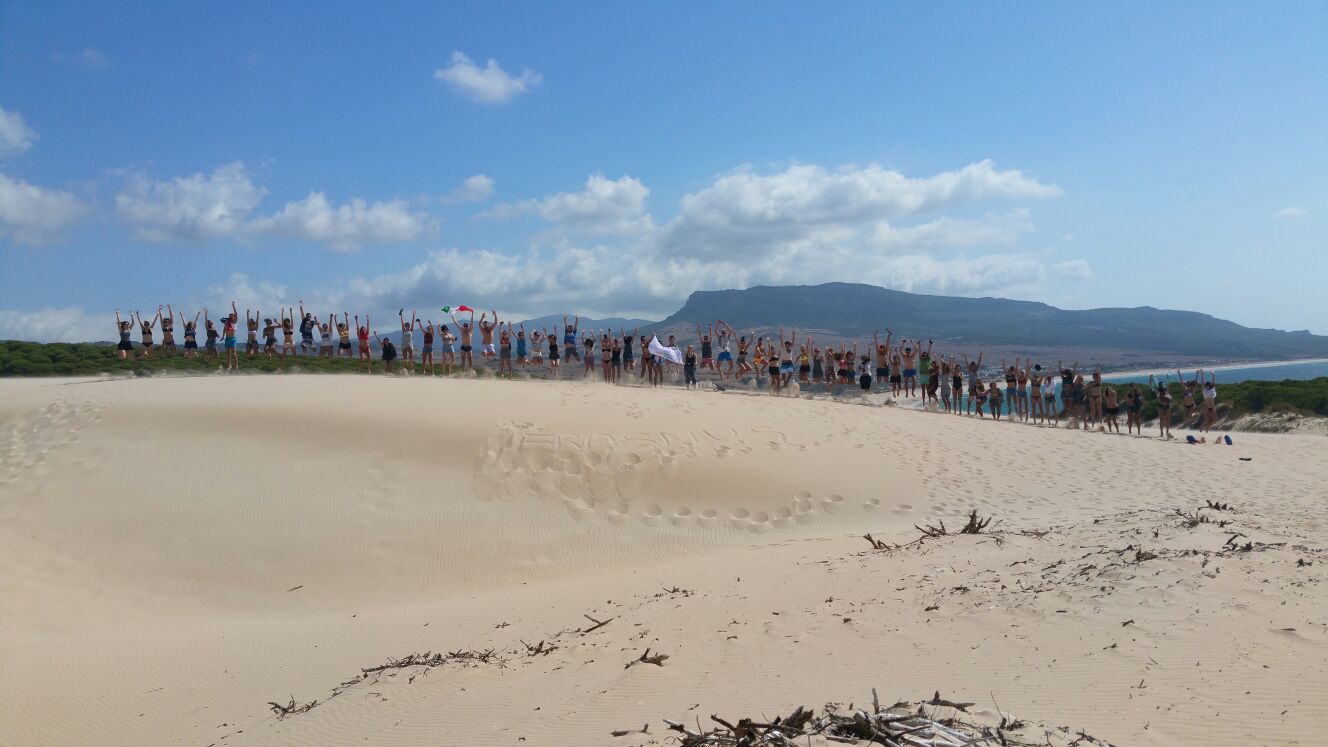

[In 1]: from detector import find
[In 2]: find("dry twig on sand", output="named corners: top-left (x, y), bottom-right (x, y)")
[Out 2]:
top-left (916, 509), bottom-right (992, 539)
top-left (625, 648), bottom-right (669, 669)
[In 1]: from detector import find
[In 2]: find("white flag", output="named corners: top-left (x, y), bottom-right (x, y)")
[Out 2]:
top-left (647, 335), bottom-right (683, 365)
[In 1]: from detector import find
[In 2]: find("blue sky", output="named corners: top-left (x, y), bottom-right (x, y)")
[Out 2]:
top-left (1, 1), bottom-right (1325, 341)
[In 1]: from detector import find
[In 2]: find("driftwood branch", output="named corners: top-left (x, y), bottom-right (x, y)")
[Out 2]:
top-left (625, 648), bottom-right (669, 669)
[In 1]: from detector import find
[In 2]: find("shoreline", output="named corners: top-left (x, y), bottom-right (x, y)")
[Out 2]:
top-left (1101, 356), bottom-right (1328, 380)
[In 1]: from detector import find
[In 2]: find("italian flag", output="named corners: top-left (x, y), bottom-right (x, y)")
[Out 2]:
top-left (441, 305), bottom-right (474, 314)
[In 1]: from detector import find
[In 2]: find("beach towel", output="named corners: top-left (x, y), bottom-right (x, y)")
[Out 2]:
top-left (647, 335), bottom-right (684, 365)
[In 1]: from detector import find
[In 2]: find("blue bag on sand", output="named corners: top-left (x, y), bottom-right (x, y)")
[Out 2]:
top-left (1224, 435), bottom-right (1233, 445)
top-left (1186, 435), bottom-right (1199, 444)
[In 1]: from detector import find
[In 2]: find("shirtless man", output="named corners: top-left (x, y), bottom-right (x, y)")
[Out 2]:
top-left (477, 310), bottom-right (498, 361)
top-left (900, 341), bottom-right (919, 397)
top-left (873, 329), bottom-right (893, 392)
top-left (450, 308), bottom-right (476, 371)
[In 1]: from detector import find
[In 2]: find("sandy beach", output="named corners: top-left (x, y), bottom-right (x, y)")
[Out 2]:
top-left (1, 374), bottom-right (1324, 746)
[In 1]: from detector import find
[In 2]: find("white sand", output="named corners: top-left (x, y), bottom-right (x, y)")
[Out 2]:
top-left (1, 375), bottom-right (1324, 746)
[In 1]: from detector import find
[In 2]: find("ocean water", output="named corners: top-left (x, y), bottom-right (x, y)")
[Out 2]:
top-left (1104, 359), bottom-right (1328, 385)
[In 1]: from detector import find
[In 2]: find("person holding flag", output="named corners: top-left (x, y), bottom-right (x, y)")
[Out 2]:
top-left (449, 306), bottom-right (476, 371)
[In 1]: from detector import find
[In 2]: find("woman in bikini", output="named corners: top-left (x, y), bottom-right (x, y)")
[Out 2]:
top-left (245, 309), bottom-right (260, 357)
top-left (1041, 372), bottom-right (1058, 425)
top-left (1086, 369), bottom-right (1104, 427)
top-left (180, 307), bottom-right (200, 358)
top-left (336, 313), bottom-right (352, 359)
top-left (799, 341), bottom-right (812, 385)
top-left (600, 331), bottom-right (613, 383)
top-left (114, 310), bottom-right (134, 359)
top-left (318, 314), bottom-right (334, 359)
top-left (582, 333), bottom-right (596, 378)
top-left (987, 380), bottom-right (1004, 420)
top-left (610, 335), bottom-right (622, 384)
top-left (159, 304), bottom-right (177, 356)
top-left (280, 309), bottom-right (296, 368)
top-left (1180, 370), bottom-right (1198, 422)
top-left (962, 352), bottom-right (983, 415)
top-left (683, 344), bottom-right (698, 389)
top-left (135, 308), bottom-right (159, 357)
top-left (736, 334), bottom-right (752, 378)
top-left (355, 314), bottom-right (372, 373)
top-left (751, 338), bottom-right (766, 387)
top-left (1123, 382), bottom-right (1144, 435)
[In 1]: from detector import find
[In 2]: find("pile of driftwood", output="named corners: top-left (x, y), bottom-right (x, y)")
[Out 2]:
top-left (661, 690), bottom-right (1112, 746)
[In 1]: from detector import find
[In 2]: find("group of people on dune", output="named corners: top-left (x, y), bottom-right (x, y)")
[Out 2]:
top-left (114, 304), bottom-right (1223, 437)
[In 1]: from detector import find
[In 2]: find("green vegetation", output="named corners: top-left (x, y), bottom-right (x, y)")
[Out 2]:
top-left (0, 340), bottom-right (432, 377)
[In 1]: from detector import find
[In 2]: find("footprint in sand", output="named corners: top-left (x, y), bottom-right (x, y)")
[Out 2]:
top-left (641, 504), bottom-right (664, 527)
top-left (864, 497), bottom-right (881, 510)
top-left (822, 494), bottom-right (846, 513)
top-left (697, 508), bottom-right (719, 528)
top-left (893, 503), bottom-right (915, 514)
top-left (670, 507), bottom-right (694, 527)
top-left (773, 507), bottom-right (794, 529)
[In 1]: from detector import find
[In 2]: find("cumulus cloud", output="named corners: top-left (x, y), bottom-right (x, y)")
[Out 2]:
top-left (0, 172), bottom-right (87, 244)
top-left (483, 174), bottom-right (653, 235)
top-left (1274, 206), bottom-right (1307, 219)
top-left (870, 209), bottom-right (1034, 253)
top-left (442, 174), bottom-right (495, 204)
top-left (116, 162), bottom-right (266, 243)
top-left (247, 193), bottom-right (435, 252)
top-left (115, 162), bottom-right (434, 251)
top-left (0, 306), bottom-right (107, 343)
top-left (657, 160), bottom-right (1059, 258)
top-left (1053, 259), bottom-right (1093, 280)
top-left (433, 52), bottom-right (542, 104)
top-left (0, 107), bottom-right (38, 156)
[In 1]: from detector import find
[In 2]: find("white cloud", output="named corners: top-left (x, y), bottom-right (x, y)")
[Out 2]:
top-left (1052, 259), bottom-right (1093, 280)
top-left (442, 174), bottom-right (495, 204)
top-left (52, 47), bottom-right (110, 68)
top-left (116, 162), bottom-right (265, 243)
top-left (248, 193), bottom-right (436, 253)
top-left (0, 172), bottom-right (87, 244)
top-left (433, 52), bottom-right (542, 104)
top-left (0, 306), bottom-right (106, 343)
top-left (483, 174), bottom-right (653, 235)
top-left (870, 209), bottom-right (1034, 253)
top-left (115, 162), bottom-right (435, 251)
top-left (658, 160), bottom-right (1059, 258)
top-left (0, 107), bottom-right (38, 156)
top-left (1274, 206), bottom-right (1307, 219)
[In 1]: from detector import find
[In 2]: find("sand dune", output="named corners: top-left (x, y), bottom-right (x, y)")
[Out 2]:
top-left (1, 374), bottom-right (1324, 746)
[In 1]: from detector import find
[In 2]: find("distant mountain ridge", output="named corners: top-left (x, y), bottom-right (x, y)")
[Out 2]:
top-left (650, 283), bottom-right (1328, 360)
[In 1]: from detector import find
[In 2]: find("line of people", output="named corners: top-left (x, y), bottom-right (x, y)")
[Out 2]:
top-left (113, 306), bottom-right (1223, 436)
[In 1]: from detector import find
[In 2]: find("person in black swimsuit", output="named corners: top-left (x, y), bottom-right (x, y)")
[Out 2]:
top-left (114, 310), bottom-right (134, 359)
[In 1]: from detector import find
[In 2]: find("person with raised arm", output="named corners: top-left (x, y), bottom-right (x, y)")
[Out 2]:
top-left (515, 323), bottom-right (528, 369)
top-left (582, 329), bottom-right (596, 378)
top-left (1200, 370), bottom-right (1218, 433)
top-left (697, 323), bottom-right (715, 376)
top-left (1027, 363), bottom-right (1042, 423)
top-left (963, 352), bottom-right (983, 415)
top-left (419, 317), bottom-right (436, 374)
top-left (279, 307), bottom-right (296, 367)
top-left (822, 344), bottom-right (836, 394)
top-left (1086, 366), bottom-right (1104, 427)
top-left (223, 302), bottom-right (240, 371)
top-left (355, 314), bottom-right (372, 373)
top-left (136, 307), bottom-right (160, 357)
top-left (988, 376), bottom-right (1004, 420)
top-left (918, 339), bottom-right (933, 397)
top-left (874, 330), bottom-right (893, 393)
top-left (439, 323), bottom-right (457, 375)
top-left (1014, 358), bottom-right (1030, 422)
top-left (1180, 369), bottom-right (1198, 422)
top-left (450, 308), bottom-right (475, 371)
top-left (114, 310), bottom-right (134, 359)
top-left (1124, 381), bottom-right (1144, 435)
top-left (397, 309), bottom-right (417, 372)
top-left (1058, 360), bottom-right (1076, 422)
top-left (478, 310), bottom-right (498, 361)
top-left (1001, 358), bottom-right (1018, 419)
top-left (1040, 369), bottom-right (1058, 425)
top-left (245, 308), bottom-right (260, 357)
top-left (529, 326), bottom-right (544, 368)
top-left (600, 330), bottom-right (613, 383)
top-left (1102, 384), bottom-right (1120, 433)
top-left (298, 300), bottom-right (316, 356)
top-left (899, 340), bottom-right (918, 397)
top-left (800, 336), bottom-right (813, 385)
top-left (202, 308), bottom-right (219, 361)
top-left (180, 306), bottom-right (201, 358)
top-left (318, 313), bottom-right (333, 359)
top-left (159, 304), bottom-right (177, 356)
top-left (260, 312), bottom-right (276, 361)
top-left (562, 315), bottom-right (580, 363)
top-left (336, 313), bottom-right (352, 359)
top-left (374, 329), bottom-right (397, 374)
top-left (620, 327), bottom-right (636, 374)
top-left (1150, 374), bottom-right (1173, 439)
top-left (714, 319), bottom-right (735, 380)
top-left (544, 327), bottom-right (560, 378)
top-left (950, 356), bottom-right (965, 415)
top-left (496, 322), bottom-right (514, 379)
